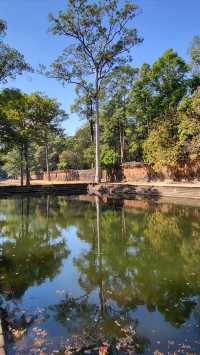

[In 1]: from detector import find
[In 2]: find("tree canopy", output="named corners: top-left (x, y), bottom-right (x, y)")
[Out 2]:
top-left (0, 89), bottom-right (67, 185)
top-left (43, 0), bottom-right (142, 182)
top-left (0, 11), bottom-right (199, 183)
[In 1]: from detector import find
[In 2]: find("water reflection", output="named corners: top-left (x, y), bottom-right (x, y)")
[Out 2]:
top-left (51, 196), bottom-right (150, 353)
top-left (0, 195), bottom-right (200, 353)
top-left (0, 196), bottom-right (69, 299)
top-left (74, 199), bottom-right (200, 327)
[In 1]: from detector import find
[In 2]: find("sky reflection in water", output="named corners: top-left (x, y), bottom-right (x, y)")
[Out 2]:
top-left (0, 195), bottom-right (200, 354)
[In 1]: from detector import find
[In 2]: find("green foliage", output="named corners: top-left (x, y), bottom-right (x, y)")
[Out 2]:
top-left (3, 149), bottom-right (24, 178)
top-left (65, 46), bottom-right (199, 175)
top-left (43, 0), bottom-right (142, 181)
top-left (143, 118), bottom-right (180, 169)
top-left (100, 65), bottom-right (138, 164)
top-left (0, 89), bottom-right (65, 147)
top-left (191, 86), bottom-right (200, 116)
top-left (128, 49), bottom-right (189, 130)
top-left (34, 132), bottom-right (66, 173)
top-left (101, 146), bottom-right (119, 168)
top-left (47, 0), bottom-right (142, 88)
top-left (143, 87), bottom-right (200, 169)
top-left (59, 124), bottom-right (94, 169)
top-left (177, 88), bottom-right (200, 161)
top-left (0, 16), bottom-right (199, 182)
top-left (27, 92), bottom-right (67, 138)
top-left (0, 89), bottom-right (67, 184)
top-left (0, 89), bottom-right (31, 148)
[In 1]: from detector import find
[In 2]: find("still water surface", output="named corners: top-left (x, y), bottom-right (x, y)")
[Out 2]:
top-left (0, 195), bottom-right (200, 354)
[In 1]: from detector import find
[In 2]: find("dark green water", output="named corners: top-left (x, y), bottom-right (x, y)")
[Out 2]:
top-left (0, 195), bottom-right (200, 354)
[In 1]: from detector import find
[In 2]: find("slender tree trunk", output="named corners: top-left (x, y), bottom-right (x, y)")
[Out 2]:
top-left (95, 77), bottom-right (101, 183)
top-left (89, 120), bottom-right (94, 143)
top-left (20, 146), bottom-right (24, 187)
top-left (45, 141), bottom-right (50, 181)
top-left (119, 97), bottom-right (126, 165)
top-left (90, 120), bottom-right (94, 169)
top-left (119, 123), bottom-right (124, 165)
top-left (24, 142), bottom-right (30, 186)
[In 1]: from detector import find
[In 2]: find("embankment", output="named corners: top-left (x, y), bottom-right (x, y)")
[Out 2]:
top-left (89, 182), bottom-right (200, 200)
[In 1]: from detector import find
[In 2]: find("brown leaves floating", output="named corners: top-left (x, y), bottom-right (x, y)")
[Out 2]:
top-left (99, 344), bottom-right (108, 355)
top-left (9, 326), bottom-right (27, 339)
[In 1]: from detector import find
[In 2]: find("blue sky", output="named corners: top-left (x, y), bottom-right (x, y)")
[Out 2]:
top-left (0, 0), bottom-right (199, 134)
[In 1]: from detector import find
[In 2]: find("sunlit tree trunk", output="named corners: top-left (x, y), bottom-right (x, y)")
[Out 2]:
top-left (45, 140), bottom-right (50, 181)
top-left (119, 96), bottom-right (126, 165)
top-left (89, 119), bottom-right (94, 143)
top-left (24, 142), bottom-right (30, 186)
top-left (20, 146), bottom-right (24, 187)
top-left (95, 76), bottom-right (101, 183)
top-left (119, 123), bottom-right (124, 165)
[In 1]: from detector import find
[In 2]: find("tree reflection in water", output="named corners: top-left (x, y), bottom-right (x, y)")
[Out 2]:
top-left (0, 195), bottom-right (69, 300)
top-left (52, 197), bottom-right (200, 352)
top-left (1, 195), bottom-right (200, 353)
top-left (51, 196), bottom-right (150, 353)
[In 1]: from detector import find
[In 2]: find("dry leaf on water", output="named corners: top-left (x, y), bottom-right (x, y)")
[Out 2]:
top-left (99, 345), bottom-right (108, 355)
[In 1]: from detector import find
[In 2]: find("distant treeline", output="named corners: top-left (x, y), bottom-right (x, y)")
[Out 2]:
top-left (0, 3), bottom-right (200, 185)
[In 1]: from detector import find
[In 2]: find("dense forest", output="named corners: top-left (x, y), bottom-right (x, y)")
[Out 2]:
top-left (0, 1), bottom-right (200, 185)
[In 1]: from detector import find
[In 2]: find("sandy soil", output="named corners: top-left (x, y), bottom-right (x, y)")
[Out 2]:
top-left (1, 179), bottom-right (200, 188)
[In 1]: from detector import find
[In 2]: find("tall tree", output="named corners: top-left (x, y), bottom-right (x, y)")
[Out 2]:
top-left (0, 18), bottom-right (31, 160)
top-left (0, 89), bottom-right (28, 186)
top-left (27, 93), bottom-right (67, 180)
top-left (44, 0), bottom-right (142, 182)
top-left (0, 89), bottom-right (66, 186)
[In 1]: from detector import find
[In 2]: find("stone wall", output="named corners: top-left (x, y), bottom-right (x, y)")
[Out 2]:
top-left (162, 161), bottom-right (200, 181)
top-left (41, 169), bottom-right (107, 182)
top-left (122, 161), bottom-right (200, 182)
top-left (30, 160), bottom-right (200, 183)
top-left (31, 173), bottom-right (44, 180)
top-left (122, 162), bottom-right (151, 182)
top-left (42, 169), bottom-right (95, 182)
top-left (43, 170), bottom-right (79, 181)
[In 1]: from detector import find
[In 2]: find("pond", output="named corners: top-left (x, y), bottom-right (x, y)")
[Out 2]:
top-left (0, 194), bottom-right (200, 354)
